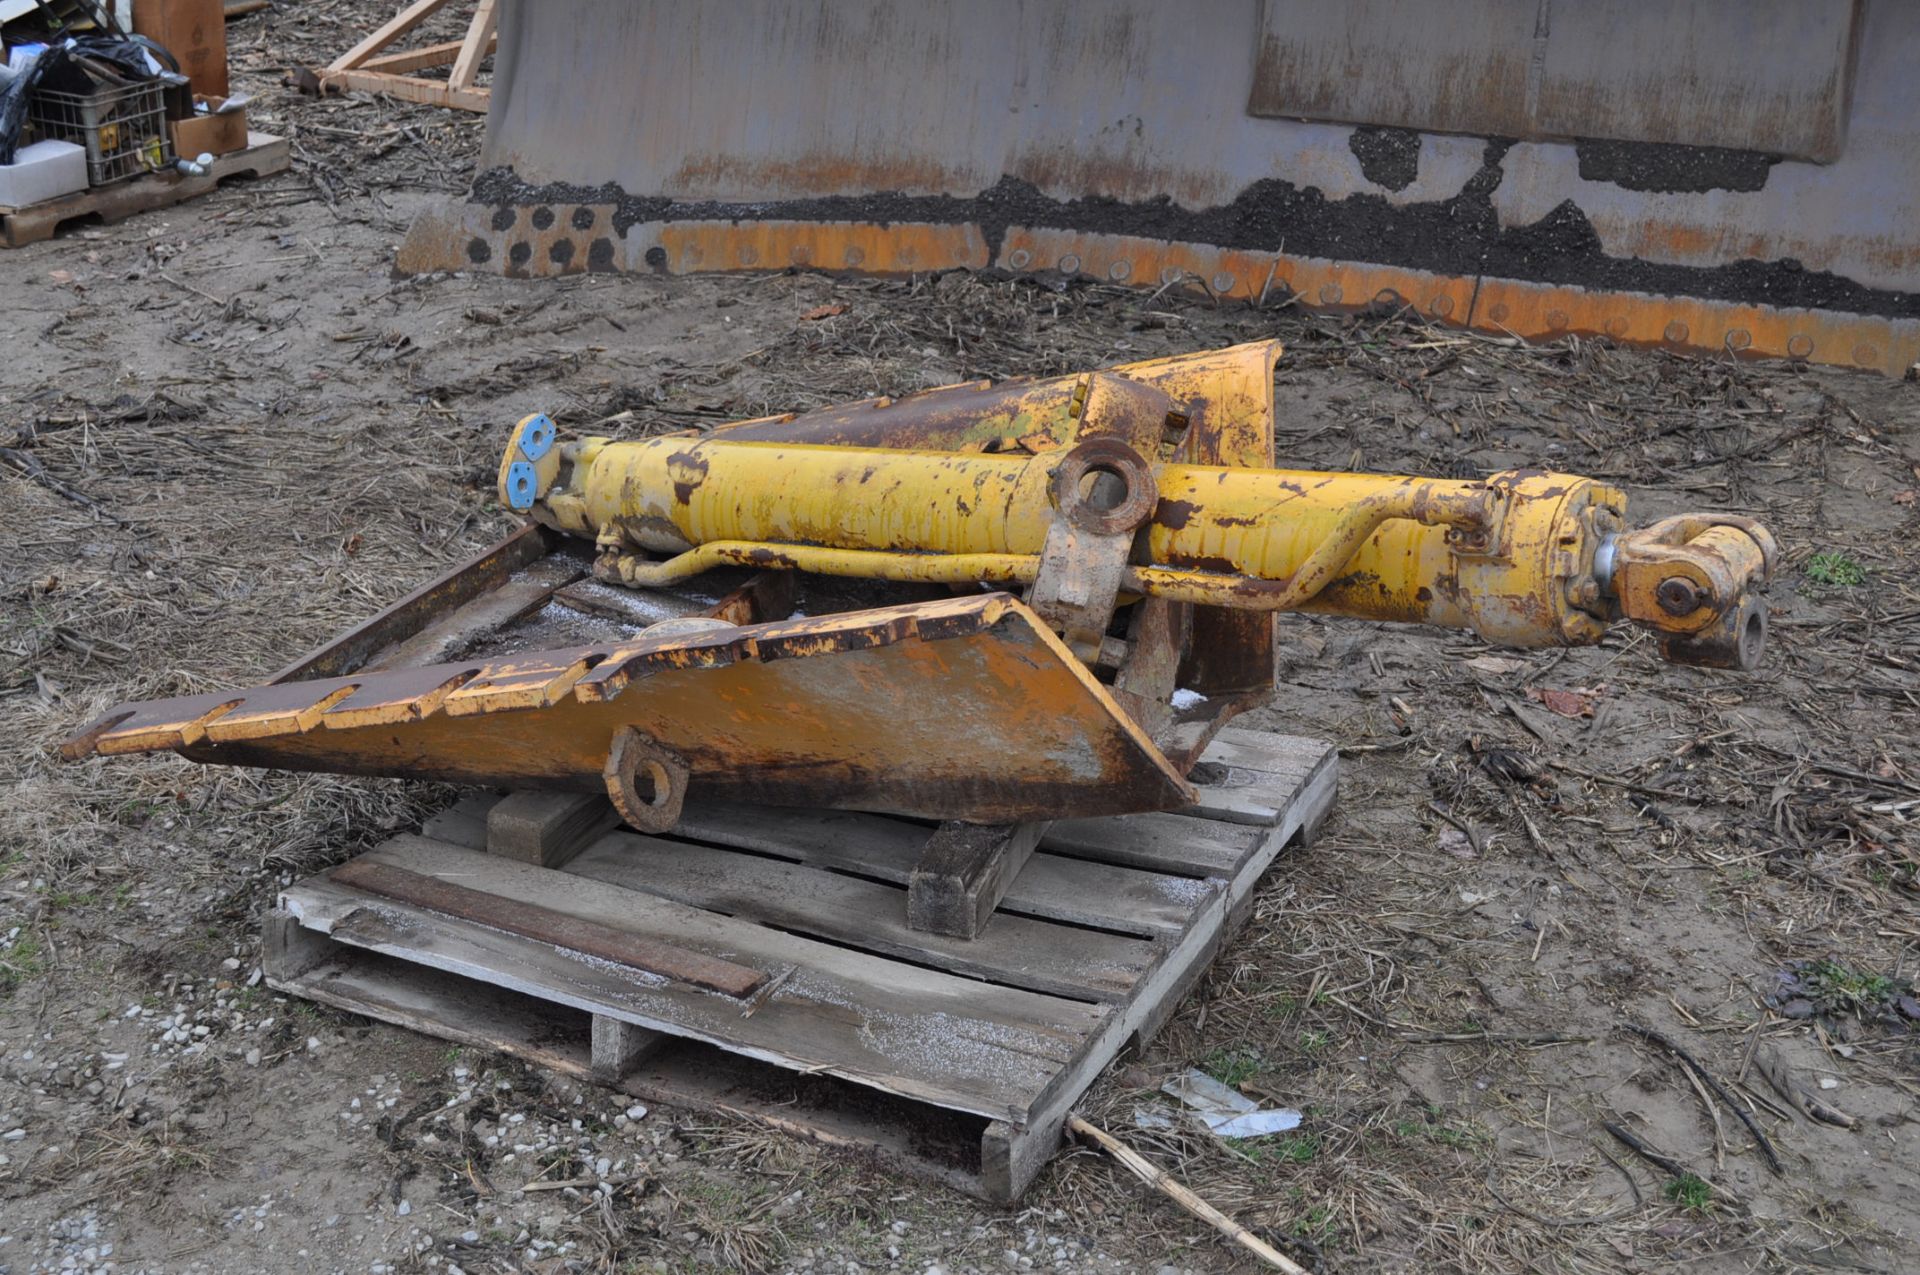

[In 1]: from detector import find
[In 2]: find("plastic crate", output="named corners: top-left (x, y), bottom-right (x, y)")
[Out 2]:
top-left (27, 81), bottom-right (174, 185)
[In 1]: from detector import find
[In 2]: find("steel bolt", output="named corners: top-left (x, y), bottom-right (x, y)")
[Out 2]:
top-left (1655, 577), bottom-right (1704, 616)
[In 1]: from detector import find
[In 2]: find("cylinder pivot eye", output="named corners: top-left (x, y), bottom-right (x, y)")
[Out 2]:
top-left (1049, 438), bottom-right (1158, 535)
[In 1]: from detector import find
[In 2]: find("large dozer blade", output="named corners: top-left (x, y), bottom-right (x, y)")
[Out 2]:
top-left (60, 595), bottom-right (1194, 824)
top-left (400, 0), bottom-right (1920, 377)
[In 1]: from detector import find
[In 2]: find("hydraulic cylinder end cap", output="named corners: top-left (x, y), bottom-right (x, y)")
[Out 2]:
top-left (518, 413), bottom-right (556, 461)
top-left (504, 460), bottom-right (538, 512)
top-left (497, 412), bottom-right (564, 515)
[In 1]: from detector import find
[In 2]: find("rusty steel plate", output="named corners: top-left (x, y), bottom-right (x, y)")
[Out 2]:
top-left (61, 594), bottom-right (1194, 823)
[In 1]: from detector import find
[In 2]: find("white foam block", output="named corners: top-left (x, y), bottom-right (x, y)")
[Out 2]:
top-left (0, 140), bottom-right (89, 209)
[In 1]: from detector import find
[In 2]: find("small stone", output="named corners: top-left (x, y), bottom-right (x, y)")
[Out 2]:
top-left (397, 1200), bottom-right (412, 1216)
top-left (1780, 998), bottom-right (1816, 1020)
top-left (245, 1049), bottom-right (261, 1067)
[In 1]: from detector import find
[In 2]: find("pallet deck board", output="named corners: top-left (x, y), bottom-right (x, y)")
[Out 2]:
top-left (672, 801), bottom-right (1214, 938)
top-left (565, 832), bottom-right (1156, 1003)
top-left (287, 835), bottom-right (1108, 1122)
top-left (271, 728), bottom-right (1336, 1200)
top-left (1, 133), bottom-right (291, 248)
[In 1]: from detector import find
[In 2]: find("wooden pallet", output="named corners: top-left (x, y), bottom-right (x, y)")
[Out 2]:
top-left (0, 132), bottom-right (290, 249)
top-left (266, 727), bottom-right (1336, 1201)
top-left (321, 0), bottom-right (496, 113)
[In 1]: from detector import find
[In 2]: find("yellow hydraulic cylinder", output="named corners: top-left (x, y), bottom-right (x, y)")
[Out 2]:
top-left (507, 427), bottom-right (1625, 650)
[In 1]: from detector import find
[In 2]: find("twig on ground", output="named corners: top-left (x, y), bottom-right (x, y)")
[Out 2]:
top-left (1067, 1114), bottom-right (1311, 1275)
top-left (1396, 1031), bottom-right (1592, 1046)
top-left (1622, 1023), bottom-right (1785, 1175)
top-left (1603, 1120), bottom-right (1694, 1183)
top-left (1755, 1044), bottom-right (1859, 1129)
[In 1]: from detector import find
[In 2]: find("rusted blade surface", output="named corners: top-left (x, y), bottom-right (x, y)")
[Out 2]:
top-left (61, 595), bottom-right (1193, 823)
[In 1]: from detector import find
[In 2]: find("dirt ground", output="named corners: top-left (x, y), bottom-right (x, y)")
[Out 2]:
top-left (4, 7), bottom-right (1920, 1274)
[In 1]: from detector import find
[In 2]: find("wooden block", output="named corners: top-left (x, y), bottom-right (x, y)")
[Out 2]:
top-left (591, 1014), bottom-right (663, 1082)
top-left (262, 907), bottom-right (333, 980)
top-left (907, 821), bottom-right (1047, 939)
top-left (420, 792), bottom-right (496, 849)
top-left (486, 791), bottom-right (618, 867)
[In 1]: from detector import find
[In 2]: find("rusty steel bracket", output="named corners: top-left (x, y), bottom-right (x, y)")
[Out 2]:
top-left (1027, 438), bottom-right (1159, 664)
top-left (603, 726), bottom-right (691, 832)
top-left (1603, 514), bottom-right (1777, 670)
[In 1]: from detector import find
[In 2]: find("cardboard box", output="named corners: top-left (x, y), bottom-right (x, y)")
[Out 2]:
top-left (170, 95), bottom-right (247, 159)
top-left (132, 0), bottom-right (228, 97)
top-left (0, 140), bottom-right (88, 208)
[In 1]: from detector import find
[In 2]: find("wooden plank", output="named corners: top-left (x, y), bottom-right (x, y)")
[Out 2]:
top-left (485, 791), bottom-right (617, 867)
top-left (327, 0), bottom-right (451, 71)
top-left (329, 858), bottom-right (768, 996)
top-left (271, 950), bottom-right (997, 1198)
top-left (323, 67), bottom-right (491, 112)
top-left (419, 791), bottom-right (495, 849)
top-left (591, 1014), bottom-right (663, 1081)
top-left (982, 739), bottom-right (1339, 1200)
top-left (448, 0), bottom-right (496, 89)
top-left (286, 836), bottom-right (1107, 1121)
top-left (671, 802), bottom-right (1207, 938)
top-left (1043, 810), bottom-right (1259, 876)
top-left (565, 832), bottom-right (1153, 1003)
top-left (362, 37), bottom-right (470, 73)
top-left (1182, 730), bottom-right (1337, 826)
top-left (1203, 729), bottom-right (1335, 782)
top-left (907, 821), bottom-right (1046, 939)
top-left (372, 554), bottom-right (580, 669)
top-left (1, 134), bottom-right (291, 249)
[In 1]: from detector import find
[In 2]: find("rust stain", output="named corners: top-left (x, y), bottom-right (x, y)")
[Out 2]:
top-left (1151, 499), bottom-right (1199, 530)
top-left (659, 220), bottom-right (988, 275)
top-left (666, 449), bottom-right (711, 504)
top-left (1469, 276), bottom-right (1920, 377)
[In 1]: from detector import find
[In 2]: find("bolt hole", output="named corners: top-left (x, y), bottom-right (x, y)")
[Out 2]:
top-left (1741, 608), bottom-right (1766, 663)
top-left (1078, 464), bottom-right (1130, 512)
